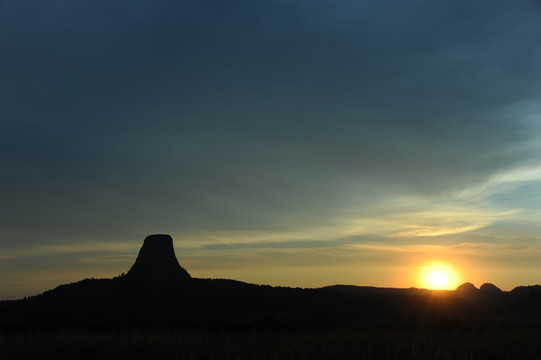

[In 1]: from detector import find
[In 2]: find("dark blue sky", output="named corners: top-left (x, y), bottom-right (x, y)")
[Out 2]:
top-left (2, 0), bottom-right (541, 298)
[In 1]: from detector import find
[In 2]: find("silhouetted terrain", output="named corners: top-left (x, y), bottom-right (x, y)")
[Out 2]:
top-left (3, 275), bottom-right (541, 331)
top-left (2, 235), bottom-right (541, 359)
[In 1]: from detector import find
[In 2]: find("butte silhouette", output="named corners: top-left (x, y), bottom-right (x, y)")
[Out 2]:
top-left (126, 234), bottom-right (191, 281)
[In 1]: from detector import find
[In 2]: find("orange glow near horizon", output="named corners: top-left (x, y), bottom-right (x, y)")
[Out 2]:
top-left (418, 262), bottom-right (460, 290)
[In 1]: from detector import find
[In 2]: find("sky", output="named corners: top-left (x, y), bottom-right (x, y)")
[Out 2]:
top-left (2, 0), bottom-right (541, 299)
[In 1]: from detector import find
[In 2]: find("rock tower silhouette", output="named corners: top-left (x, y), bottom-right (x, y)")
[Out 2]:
top-left (127, 234), bottom-right (191, 281)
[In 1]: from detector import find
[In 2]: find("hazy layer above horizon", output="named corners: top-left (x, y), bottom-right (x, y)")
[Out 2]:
top-left (1, 0), bottom-right (541, 299)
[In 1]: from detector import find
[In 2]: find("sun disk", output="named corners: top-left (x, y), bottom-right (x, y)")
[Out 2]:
top-left (419, 263), bottom-right (458, 290)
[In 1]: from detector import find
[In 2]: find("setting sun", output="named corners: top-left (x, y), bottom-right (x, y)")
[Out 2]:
top-left (419, 263), bottom-right (459, 290)
top-left (429, 271), bottom-right (448, 288)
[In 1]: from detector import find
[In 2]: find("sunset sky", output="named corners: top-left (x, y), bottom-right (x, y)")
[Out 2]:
top-left (2, 0), bottom-right (541, 299)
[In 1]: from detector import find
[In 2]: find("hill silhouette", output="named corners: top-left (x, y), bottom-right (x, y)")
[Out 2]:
top-left (1, 235), bottom-right (541, 332)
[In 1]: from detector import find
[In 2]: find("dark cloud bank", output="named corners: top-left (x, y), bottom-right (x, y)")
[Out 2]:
top-left (1, 0), bottom-right (541, 249)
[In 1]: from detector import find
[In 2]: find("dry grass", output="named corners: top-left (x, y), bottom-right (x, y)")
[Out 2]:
top-left (2, 327), bottom-right (541, 359)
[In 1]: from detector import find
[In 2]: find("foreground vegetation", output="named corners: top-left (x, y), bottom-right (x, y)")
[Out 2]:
top-left (2, 327), bottom-right (541, 360)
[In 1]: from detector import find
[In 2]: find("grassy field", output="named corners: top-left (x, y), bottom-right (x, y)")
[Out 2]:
top-left (2, 328), bottom-right (541, 359)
